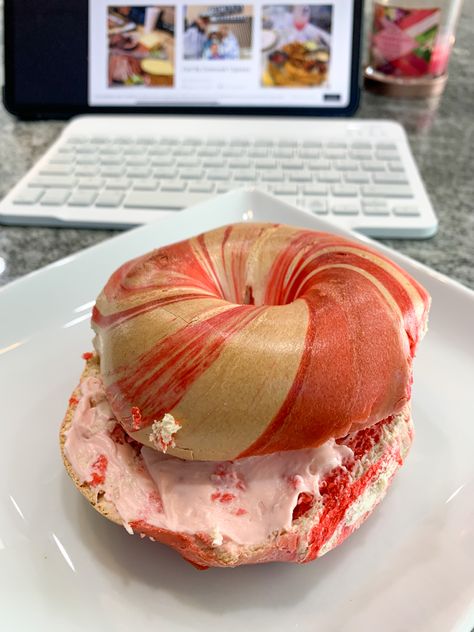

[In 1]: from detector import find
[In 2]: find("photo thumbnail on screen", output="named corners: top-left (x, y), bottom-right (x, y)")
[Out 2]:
top-left (108, 6), bottom-right (175, 87)
top-left (183, 5), bottom-right (253, 61)
top-left (261, 4), bottom-right (332, 87)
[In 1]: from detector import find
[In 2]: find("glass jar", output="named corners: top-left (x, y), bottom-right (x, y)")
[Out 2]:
top-left (364, 0), bottom-right (464, 97)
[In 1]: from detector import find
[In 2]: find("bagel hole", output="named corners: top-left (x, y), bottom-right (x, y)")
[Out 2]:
top-left (243, 285), bottom-right (255, 306)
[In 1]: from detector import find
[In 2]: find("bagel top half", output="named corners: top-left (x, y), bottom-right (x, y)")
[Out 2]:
top-left (91, 223), bottom-right (430, 461)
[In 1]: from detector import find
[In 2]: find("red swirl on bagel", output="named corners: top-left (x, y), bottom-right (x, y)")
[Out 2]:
top-left (92, 223), bottom-right (429, 461)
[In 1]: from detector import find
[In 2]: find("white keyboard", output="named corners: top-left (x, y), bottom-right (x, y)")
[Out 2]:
top-left (0, 116), bottom-right (438, 238)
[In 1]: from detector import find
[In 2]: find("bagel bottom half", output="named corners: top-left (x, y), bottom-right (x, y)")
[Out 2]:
top-left (60, 356), bottom-right (413, 569)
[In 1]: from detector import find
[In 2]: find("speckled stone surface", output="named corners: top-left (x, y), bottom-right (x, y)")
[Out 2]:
top-left (0, 2), bottom-right (472, 289)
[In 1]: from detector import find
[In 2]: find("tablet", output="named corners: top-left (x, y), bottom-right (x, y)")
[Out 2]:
top-left (3, 0), bottom-right (362, 119)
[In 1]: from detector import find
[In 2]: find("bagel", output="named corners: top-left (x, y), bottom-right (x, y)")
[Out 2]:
top-left (61, 222), bottom-right (430, 568)
top-left (91, 223), bottom-right (429, 461)
top-left (61, 355), bottom-right (414, 569)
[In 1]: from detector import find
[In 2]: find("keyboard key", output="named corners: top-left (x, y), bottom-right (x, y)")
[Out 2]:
top-left (123, 146), bottom-right (145, 156)
top-left (299, 149), bottom-right (320, 159)
top-left (100, 156), bottom-right (123, 166)
top-left (247, 148), bottom-right (268, 158)
top-left (332, 160), bottom-right (359, 171)
top-left (112, 136), bottom-right (134, 145)
top-left (332, 184), bottom-right (358, 197)
top-left (95, 191), bottom-right (124, 207)
top-left (76, 165), bottom-right (99, 177)
top-left (280, 160), bottom-right (304, 170)
top-left (176, 158), bottom-right (200, 168)
top-left (308, 160), bottom-right (331, 170)
top-left (206, 138), bottom-right (226, 146)
top-left (350, 141), bottom-right (372, 149)
top-left (222, 148), bottom-right (241, 157)
top-left (318, 171), bottom-right (341, 183)
top-left (127, 167), bottom-right (152, 178)
top-left (99, 146), bottom-right (121, 155)
top-left (302, 184), bottom-right (328, 196)
top-left (393, 205), bottom-right (420, 216)
top-left (197, 147), bottom-right (217, 157)
top-left (388, 161), bottom-right (405, 172)
top-left (49, 154), bottom-right (75, 164)
top-left (132, 179), bottom-right (158, 191)
top-left (203, 158), bottom-right (224, 168)
top-left (126, 156), bottom-right (148, 166)
top-left (260, 171), bottom-right (284, 182)
top-left (124, 191), bottom-right (209, 209)
top-left (154, 167), bottom-right (177, 179)
top-left (344, 172), bottom-right (370, 184)
top-left (362, 199), bottom-right (389, 210)
top-left (148, 146), bottom-right (169, 156)
top-left (189, 182), bottom-right (215, 193)
top-left (361, 161), bottom-right (386, 172)
top-left (29, 176), bottom-right (77, 188)
top-left (182, 137), bottom-right (202, 146)
top-left (255, 159), bottom-right (277, 169)
top-left (100, 166), bottom-right (125, 177)
top-left (375, 151), bottom-right (400, 161)
top-left (228, 159), bottom-right (251, 169)
top-left (135, 137), bottom-right (157, 145)
top-left (327, 141), bottom-right (347, 148)
top-left (13, 188), bottom-right (44, 204)
top-left (76, 155), bottom-right (99, 165)
top-left (161, 180), bottom-right (187, 192)
top-left (68, 191), bottom-right (97, 206)
top-left (151, 156), bottom-right (174, 167)
top-left (105, 178), bottom-right (132, 190)
top-left (254, 139), bottom-right (273, 147)
top-left (376, 142), bottom-right (397, 150)
top-left (234, 170), bottom-right (256, 182)
top-left (75, 145), bottom-right (97, 154)
top-left (173, 146), bottom-right (195, 156)
top-left (180, 169), bottom-right (204, 179)
top-left (78, 178), bottom-right (105, 189)
top-left (373, 172), bottom-right (409, 185)
top-left (66, 136), bottom-right (88, 144)
top-left (273, 184), bottom-right (298, 195)
top-left (323, 149), bottom-right (346, 159)
top-left (273, 149), bottom-right (294, 159)
top-left (39, 164), bottom-right (73, 176)
top-left (90, 136), bottom-right (108, 144)
top-left (361, 185), bottom-right (413, 198)
top-left (40, 189), bottom-right (70, 205)
top-left (331, 202), bottom-right (360, 215)
top-left (207, 169), bottom-right (231, 181)
top-left (278, 139), bottom-right (297, 147)
top-left (349, 150), bottom-right (372, 160)
top-left (289, 172), bottom-right (312, 182)
top-left (362, 204), bottom-right (390, 216)
top-left (159, 137), bottom-right (179, 145)
top-left (229, 139), bottom-right (250, 147)
top-left (302, 140), bottom-right (322, 148)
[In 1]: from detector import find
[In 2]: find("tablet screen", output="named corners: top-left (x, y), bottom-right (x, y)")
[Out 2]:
top-left (5, 0), bottom-right (359, 116)
top-left (89, 2), bottom-right (354, 108)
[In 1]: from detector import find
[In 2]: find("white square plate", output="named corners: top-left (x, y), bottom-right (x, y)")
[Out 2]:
top-left (1, 190), bottom-right (473, 632)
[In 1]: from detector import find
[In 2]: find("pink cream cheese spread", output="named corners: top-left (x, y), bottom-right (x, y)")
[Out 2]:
top-left (65, 376), bottom-right (354, 546)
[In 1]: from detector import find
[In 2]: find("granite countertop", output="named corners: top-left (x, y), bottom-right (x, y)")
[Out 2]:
top-left (0, 3), bottom-right (473, 289)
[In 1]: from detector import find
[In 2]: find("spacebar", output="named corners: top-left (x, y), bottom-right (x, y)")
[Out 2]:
top-left (123, 192), bottom-right (211, 210)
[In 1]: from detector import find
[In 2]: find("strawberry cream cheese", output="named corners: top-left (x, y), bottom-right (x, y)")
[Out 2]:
top-left (65, 375), bottom-right (354, 546)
